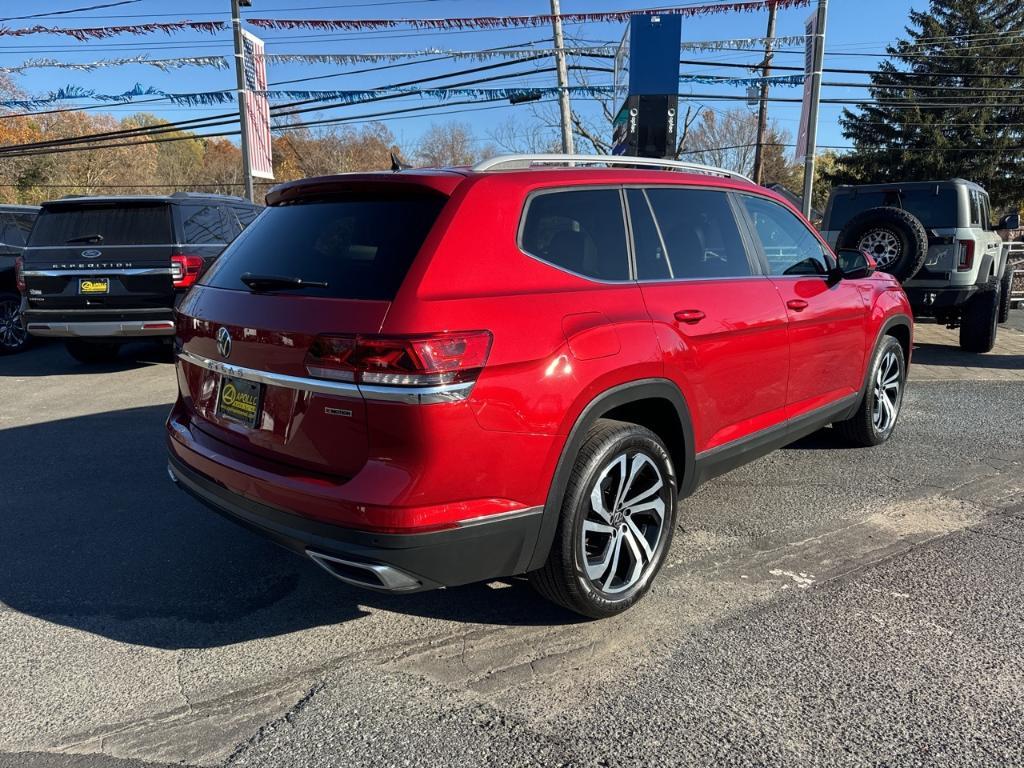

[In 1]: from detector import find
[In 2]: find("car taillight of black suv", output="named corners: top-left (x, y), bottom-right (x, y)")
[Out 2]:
top-left (22, 192), bottom-right (261, 363)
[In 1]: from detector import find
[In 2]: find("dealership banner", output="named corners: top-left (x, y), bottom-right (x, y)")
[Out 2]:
top-left (242, 30), bottom-right (274, 180)
top-left (795, 10), bottom-right (818, 162)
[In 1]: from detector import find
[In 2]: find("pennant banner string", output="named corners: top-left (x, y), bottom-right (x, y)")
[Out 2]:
top-left (0, 20), bottom-right (226, 40)
top-left (0, 37), bottom-right (808, 76)
top-left (0, 74), bottom-right (805, 110)
top-left (0, 55), bottom-right (229, 74)
top-left (246, 1), bottom-right (812, 32)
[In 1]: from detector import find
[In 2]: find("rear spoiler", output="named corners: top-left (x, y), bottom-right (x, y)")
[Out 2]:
top-left (265, 172), bottom-right (465, 207)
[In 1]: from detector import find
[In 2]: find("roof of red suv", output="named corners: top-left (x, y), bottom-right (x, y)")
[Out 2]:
top-left (264, 155), bottom-right (791, 211)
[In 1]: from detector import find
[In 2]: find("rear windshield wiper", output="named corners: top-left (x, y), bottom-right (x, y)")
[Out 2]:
top-left (240, 273), bottom-right (329, 292)
top-left (66, 234), bottom-right (104, 244)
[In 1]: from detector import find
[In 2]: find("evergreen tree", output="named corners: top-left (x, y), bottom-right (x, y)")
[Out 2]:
top-left (832, 0), bottom-right (1024, 208)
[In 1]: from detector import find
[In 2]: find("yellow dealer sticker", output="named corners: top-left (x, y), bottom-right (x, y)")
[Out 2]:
top-left (217, 376), bottom-right (261, 427)
top-left (79, 278), bottom-right (109, 294)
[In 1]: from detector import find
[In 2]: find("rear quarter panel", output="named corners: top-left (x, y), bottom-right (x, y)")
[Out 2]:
top-left (383, 173), bottom-right (664, 507)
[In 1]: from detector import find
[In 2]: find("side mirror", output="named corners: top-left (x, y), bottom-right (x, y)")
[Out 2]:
top-left (998, 212), bottom-right (1021, 230)
top-left (835, 248), bottom-right (876, 280)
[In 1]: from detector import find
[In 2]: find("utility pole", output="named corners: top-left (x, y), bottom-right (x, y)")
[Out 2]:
top-left (549, 0), bottom-right (575, 154)
top-left (231, 0), bottom-right (255, 202)
top-left (800, 0), bottom-right (828, 218)
top-left (751, 2), bottom-right (777, 186)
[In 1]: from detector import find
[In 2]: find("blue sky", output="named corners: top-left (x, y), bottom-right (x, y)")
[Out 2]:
top-left (4, 0), bottom-right (921, 156)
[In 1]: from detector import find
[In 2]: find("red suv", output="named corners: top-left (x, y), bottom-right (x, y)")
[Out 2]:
top-left (166, 155), bottom-right (912, 618)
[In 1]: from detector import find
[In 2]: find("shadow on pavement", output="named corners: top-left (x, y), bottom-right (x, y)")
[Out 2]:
top-left (0, 340), bottom-right (173, 377)
top-left (0, 404), bottom-right (576, 650)
top-left (911, 342), bottom-right (1024, 370)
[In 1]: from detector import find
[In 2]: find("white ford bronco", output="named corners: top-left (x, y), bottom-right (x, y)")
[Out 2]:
top-left (820, 179), bottom-right (1017, 353)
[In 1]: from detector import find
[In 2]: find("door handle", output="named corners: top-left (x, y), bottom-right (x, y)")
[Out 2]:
top-left (786, 299), bottom-right (809, 312)
top-left (674, 309), bottom-right (706, 324)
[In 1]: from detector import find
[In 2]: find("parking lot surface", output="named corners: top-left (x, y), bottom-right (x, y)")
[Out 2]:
top-left (2, 318), bottom-right (1023, 768)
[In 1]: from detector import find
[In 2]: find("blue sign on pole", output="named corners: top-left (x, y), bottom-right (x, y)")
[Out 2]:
top-left (613, 15), bottom-right (683, 158)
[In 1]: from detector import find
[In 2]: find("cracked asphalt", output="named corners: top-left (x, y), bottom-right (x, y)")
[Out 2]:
top-left (1, 319), bottom-right (1023, 768)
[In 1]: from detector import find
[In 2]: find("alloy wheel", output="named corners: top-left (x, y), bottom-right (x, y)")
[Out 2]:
top-left (858, 228), bottom-right (902, 269)
top-left (580, 451), bottom-right (669, 595)
top-left (0, 297), bottom-right (27, 352)
top-left (872, 350), bottom-right (902, 434)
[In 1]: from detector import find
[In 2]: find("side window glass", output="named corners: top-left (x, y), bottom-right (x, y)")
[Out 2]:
top-left (233, 206), bottom-right (260, 229)
top-left (220, 207), bottom-right (244, 240)
top-left (969, 191), bottom-right (983, 227)
top-left (981, 193), bottom-right (992, 230)
top-left (0, 214), bottom-right (13, 248)
top-left (740, 195), bottom-right (830, 276)
top-left (645, 188), bottom-right (753, 279)
top-left (180, 203), bottom-right (230, 245)
top-left (520, 189), bottom-right (629, 281)
top-left (13, 214), bottom-right (35, 244)
top-left (626, 189), bottom-right (671, 280)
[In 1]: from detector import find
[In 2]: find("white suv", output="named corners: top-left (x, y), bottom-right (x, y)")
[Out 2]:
top-left (821, 179), bottom-right (1016, 353)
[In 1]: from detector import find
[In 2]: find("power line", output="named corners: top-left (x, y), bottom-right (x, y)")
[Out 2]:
top-left (0, 1), bottom-right (142, 22)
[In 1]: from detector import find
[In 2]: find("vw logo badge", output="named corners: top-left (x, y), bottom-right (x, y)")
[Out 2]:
top-left (80, 249), bottom-right (102, 259)
top-left (216, 327), bottom-right (232, 359)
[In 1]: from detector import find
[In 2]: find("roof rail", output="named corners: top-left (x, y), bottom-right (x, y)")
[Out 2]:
top-left (471, 154), bottom-right (754, 183)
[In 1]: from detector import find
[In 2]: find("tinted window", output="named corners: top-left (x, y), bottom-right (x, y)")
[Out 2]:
top-left (201, 195), bottom-right (446, 300)
top-left (969, 191), bottom-right (983, 227)
top-left (828, 187), bottom-right (958, 230)
top-left (520, 189), bottom-right (629, 281)
top-left (741, 195), bottom-right (830, 276)
top-left (0, 212), bottom-right (35, 249)
top-left (29, 203), bottom-right (172, 246)
top-left (643, 188), bottom-right (752, 279)
top-left (233, 206), bottom-right (260, 228)
top-left (626, 189), bottom-right (670, 280)
top-left (180, 203), bottom-right (230, 244)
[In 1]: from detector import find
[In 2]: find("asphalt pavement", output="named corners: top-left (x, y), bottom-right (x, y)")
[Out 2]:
top-left (1, 319), bottom-right (1022, 768)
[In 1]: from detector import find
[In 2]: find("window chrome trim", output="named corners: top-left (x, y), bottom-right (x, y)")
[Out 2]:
top-left (22, 267), bottom-right (172, 277)
top-left (177, 350), bottom-right (474, 404)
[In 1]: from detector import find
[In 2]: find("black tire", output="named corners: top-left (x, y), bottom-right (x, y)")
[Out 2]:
top-left (529, 418), bottom-right (677, 619)
top-left (835, 335), bottom-right (906, 448)
top-left (0, 292), bottom-right (30, 355)
top-left (837, 206), bottom-right (928, 283)
top-left (999, 267), bottom-right (1014, 324)
top-left (65, 340), bottom-right (121, 364)
top-left (959, 283), bottom-right (1000, 353)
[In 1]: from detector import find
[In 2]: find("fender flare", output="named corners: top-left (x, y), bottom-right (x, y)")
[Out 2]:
top-left (524, 378), bottom-right (695, 573)
top-left (849, 314), bottom-right (913, 420)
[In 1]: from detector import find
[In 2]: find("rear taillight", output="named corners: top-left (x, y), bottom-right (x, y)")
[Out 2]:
top-left (14, 256), bottom-right (25, 294)
top-left (305, 331), bottom-right (492, 388)
top-left (957, 240), bottom-right (975, 271)
top-left (171, 254), bottom-right (203, 288)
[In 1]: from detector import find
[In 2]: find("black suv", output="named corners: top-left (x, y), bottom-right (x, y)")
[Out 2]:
top-left (0, 204), bottom-right (39, 355)
top-left (22, 193), bottom-right (261, 362)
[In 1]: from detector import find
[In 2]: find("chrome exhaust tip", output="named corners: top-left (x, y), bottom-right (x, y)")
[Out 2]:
top-left (166, 464), bottom-right (178, 484)
top-left (307, 550), bottom-right (421, 592)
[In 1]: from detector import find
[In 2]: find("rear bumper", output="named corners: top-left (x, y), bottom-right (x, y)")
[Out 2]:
top-left (904, 285), bottom-right (978, 314)
top-left (166, 452), bottom-right (544, 592)
top-left (25, 308), bottom-right (175, 338)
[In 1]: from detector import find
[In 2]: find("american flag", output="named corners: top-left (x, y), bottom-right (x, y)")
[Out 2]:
top-left (241, 30), bottom-right (274, 179)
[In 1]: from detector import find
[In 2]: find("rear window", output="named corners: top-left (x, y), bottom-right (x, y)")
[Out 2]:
top-left (29, 203), bottom-right (172, 247)
top-left (827, 188), bottom-right (958, 231)
top-left (199, 195), bottom-right (446, 300)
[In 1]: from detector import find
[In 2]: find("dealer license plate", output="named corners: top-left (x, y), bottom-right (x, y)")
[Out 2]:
top-left (216, 375), bottom-right (262, 428)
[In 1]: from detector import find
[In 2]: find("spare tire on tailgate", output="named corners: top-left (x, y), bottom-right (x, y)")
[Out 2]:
top-left (836, 206), bottom-right (928, 282)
